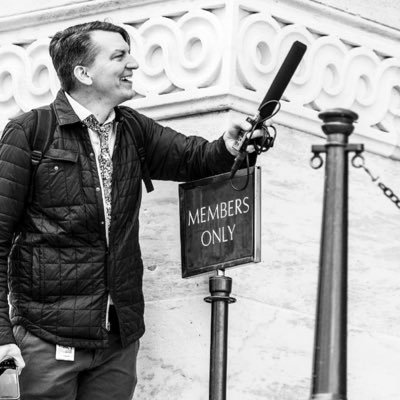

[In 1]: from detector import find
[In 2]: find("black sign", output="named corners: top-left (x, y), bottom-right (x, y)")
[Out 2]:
top-left (179, 166), bottom-right (261, 278)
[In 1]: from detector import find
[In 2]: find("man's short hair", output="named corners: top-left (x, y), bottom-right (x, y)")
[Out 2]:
top-left (49, 21), bottom-right (131, 93)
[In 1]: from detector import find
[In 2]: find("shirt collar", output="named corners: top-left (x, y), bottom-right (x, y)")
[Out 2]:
top-left (65, 92), bottom-right (116, 125)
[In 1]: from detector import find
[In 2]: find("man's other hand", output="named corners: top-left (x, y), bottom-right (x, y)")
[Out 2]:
top-left (0, 344), bottom-right (25, 373)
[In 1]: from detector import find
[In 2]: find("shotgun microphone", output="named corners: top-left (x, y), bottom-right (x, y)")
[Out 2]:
top-left (229, 40), bottom-right (307, 179)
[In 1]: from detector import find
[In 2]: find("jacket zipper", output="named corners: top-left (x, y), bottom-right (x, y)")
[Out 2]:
top-left (104, 121), bottom-right (118, 333)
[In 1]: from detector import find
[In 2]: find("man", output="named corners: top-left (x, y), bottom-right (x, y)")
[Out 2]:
top-left (0, 21), bottom-right (259, 399)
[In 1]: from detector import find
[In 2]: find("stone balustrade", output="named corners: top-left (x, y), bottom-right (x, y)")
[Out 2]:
top-left (0, 0), bottom-right (399, 158)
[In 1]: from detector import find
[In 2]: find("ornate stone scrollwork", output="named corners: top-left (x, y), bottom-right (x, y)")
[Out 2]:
top-left (125, 9), bottom-right (223, 97)
top-left (0, 39), bottom-right (57, 119)
top-left (0, 1), bottom-right (399, 156)
top-left (235, 7), bottom-right (400, 155)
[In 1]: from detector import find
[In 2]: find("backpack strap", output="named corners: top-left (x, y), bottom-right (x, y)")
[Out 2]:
top-left (28, 105), bottom-right (57, 203)
top-left (120, 110), bottom-right (154, 193)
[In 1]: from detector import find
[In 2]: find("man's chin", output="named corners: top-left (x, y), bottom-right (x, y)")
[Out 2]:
top-left (119, 90), bottom-right (135, 103)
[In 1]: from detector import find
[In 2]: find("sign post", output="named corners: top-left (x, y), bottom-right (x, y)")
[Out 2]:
top-left (204, 270), bottom-right (236, 400)
top-left (179, 166), bottom-right (261, 400)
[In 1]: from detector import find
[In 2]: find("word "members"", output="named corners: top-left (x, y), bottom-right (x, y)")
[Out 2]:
top-left (188, 196), bottom-right (250, 226)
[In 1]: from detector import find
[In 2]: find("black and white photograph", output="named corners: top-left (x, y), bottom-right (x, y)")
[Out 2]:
top-left (0, 1), bottom-right (399, 399)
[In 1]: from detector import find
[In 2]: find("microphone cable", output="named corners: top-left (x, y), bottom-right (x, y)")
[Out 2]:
top-left (230, 100), bottom-right (280, 191)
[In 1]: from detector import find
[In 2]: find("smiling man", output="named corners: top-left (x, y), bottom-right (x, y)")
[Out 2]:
top-left (0, 21), bottom-right (257, 399)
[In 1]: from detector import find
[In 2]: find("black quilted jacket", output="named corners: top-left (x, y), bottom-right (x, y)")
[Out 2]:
top-left (0, 90), bottom-right (235, 349)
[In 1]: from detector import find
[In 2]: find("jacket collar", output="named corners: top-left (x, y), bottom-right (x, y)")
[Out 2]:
top-left (52, 90), bottom-right (125, 126)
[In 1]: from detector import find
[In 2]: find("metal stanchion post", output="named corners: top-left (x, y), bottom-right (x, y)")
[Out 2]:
top-left (204, 269), bottom-right (236, 400)
top-left (309, 109), bottom-right (363, 400)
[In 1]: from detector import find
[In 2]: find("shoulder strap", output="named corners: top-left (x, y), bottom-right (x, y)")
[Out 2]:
top-left (28, 105), bottom-right (57, 203)
top-left (120, 109), bottom-right (154, 193)
top-left (30, 105), bottom-right (57, 158)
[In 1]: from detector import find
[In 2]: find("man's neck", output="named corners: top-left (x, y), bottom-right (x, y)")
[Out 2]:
top-left (68, 90), bottom-right (114, 124)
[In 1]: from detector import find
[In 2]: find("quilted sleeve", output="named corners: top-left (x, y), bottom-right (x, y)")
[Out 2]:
top-left (132, 110), bottom-right (236, 182)
top-left (0, 121), bottom-right (31, 345)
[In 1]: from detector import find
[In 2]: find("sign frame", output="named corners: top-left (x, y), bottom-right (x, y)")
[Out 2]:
top-left (179, 166), bottom-right (261, 278)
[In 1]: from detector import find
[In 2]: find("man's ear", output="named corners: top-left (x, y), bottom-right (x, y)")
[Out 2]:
top-left (74, 66), bottom-right (92, 86)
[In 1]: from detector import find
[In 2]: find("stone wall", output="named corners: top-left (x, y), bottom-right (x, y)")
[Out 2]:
top-left (0, 1), bottom-right (399, 399)
top-left (136, 111), bottom-right (400, 399)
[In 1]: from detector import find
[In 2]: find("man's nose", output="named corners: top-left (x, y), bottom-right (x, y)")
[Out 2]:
top-left (127, 53), bottom-right (139, 70)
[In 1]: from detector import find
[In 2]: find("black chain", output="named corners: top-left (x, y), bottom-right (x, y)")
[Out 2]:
top-left (351, 154), bottom-right (400, 209)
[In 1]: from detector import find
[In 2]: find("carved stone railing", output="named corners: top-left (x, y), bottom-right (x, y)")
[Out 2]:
top-left (0, 0), bottom-right (399, 158)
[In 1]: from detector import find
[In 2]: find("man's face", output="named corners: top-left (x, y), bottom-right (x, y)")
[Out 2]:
top-left (85, 30), bottom-right (138, 106)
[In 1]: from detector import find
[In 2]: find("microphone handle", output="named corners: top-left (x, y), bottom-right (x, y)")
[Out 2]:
top-left (229, 148), bottom-right (248, 179)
